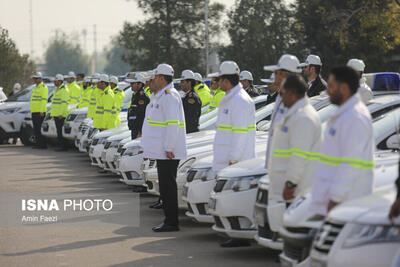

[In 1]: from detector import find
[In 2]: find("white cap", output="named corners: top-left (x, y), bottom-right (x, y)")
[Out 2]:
top-left (13, 83), bottom-right (21, 90)
top-left (299, 55), bottom-right (322, 67)
top-left (264, 54), bottom-right (302, 73)
top-left (207, 72), bottom-right (219, 78)
top-left (31, 72), bottom-right (43, 78)
top-left (83, 77), bottom-right (90, 82)
top-left (66, 71), bottom-right (76, 79)
top-left (240, 70), bottom-right (253, 81)
top-left (347, 59), bottom-right (366, 72)
top-left (55, 74), bottom-right (64, 81)
top-left (261, 73), bottom-right (275, 84)
top-left (99, 74), bottom-right (109, 83)
top-left (109, 75), bottom-right (118, 84)
top-left (126, 73), bottom-right (147, 84)
top-left (155, 63), bottom-right (174, 76)
top-left (179, 70), bottom-right (195, 80)
top-left (194, 73), bottom-right (203, 82)
top-left (91, 73), bottom-right (100, 83)
top-left (218, 61), bottom-right (240, 76)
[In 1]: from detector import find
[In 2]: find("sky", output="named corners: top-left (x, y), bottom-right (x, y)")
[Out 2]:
top-left (0, 0), bottom-right (236, 62)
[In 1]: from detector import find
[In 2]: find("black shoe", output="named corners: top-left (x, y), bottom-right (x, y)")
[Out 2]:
top-left (220, 238), bottom-right (251, 248)
top-left (153, 202), bottom-right (164, 209)
top-left (152, 223), bottom-right (179, 232)
top-left (54, 147), bottom-right (68, 151)
top-left (149, 200), bottom-right (161, 209)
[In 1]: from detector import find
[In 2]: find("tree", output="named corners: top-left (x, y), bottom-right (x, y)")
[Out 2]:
top-left (44, 30), bottom-right (90, 76)
top-left (0, 27), bottom-right (35, 95)
top-left (294, 0), bottom-right (400, 75)
top-left (103, 39), bottom-right (131, 75)
top-left (221, 0), bottom-right (295, 83)
top-left (118, 0), bottom-right (225, 74)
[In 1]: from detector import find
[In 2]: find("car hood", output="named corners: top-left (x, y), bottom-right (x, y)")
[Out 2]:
top-left (107, 130), bottom-right (131, 141)
top-left (328, 189), bottom-right (400, 225)
top-left (94, 125), bottom-right (129, 139)
top-left (69, 107), bottom-right (88, 114)
top-left (218, 157), bottom-right (267, 177)
top-left (0, 102), bottom-right (28, 110)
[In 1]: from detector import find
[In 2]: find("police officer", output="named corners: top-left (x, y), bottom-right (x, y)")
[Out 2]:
top-left (87, 73), bottom-right (101, 119)
top-left (347, 59), bottom-right (373, 104)
top-left (65, 71), bottom-right (82, 104)
top-left (51, 74), bottom-right (70, 151)
top-left (389, 160), bottom-right (400, 219)
top-left (299, 55), bottom-right (327, 97)
top-left (141, 63), bottom-right (187, 232)
top-left (179, 70), bottom-right (202, 134)
top-left (205, 73), bottom-right (225, 113)
top-left (212, 61), bottom-right (256, 247)
top-left (261, 73), bottom-right (278, 104)
top-left (78, 77), bottom-right (93, 108)
top-left (194, 72), bottom-right (211, 106)
top-left (240, 70), bottom-right (260, 97)
top-left (30, 72), bottom-right (48, 149)
top-left (96, 74), bottom-right (115, 131)
top-left (110, 76), bottom-right (125, 126)
top-left (126, 73), bottom-right (150, 139)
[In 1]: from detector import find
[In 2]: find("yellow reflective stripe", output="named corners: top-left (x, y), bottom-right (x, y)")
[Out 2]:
top-left (217, 124), bottom-right (256, 133)
top-left (146, 118), bottom-right (185, 128)
top-left (273, 148), bottom-right (374, 170)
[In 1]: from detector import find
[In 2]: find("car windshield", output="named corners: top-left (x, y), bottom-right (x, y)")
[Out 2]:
top-left (6, 84), bottom-right (55, 102)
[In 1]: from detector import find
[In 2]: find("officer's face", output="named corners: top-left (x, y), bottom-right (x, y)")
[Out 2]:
top-left (280, 87), bottom-right (297, 108)
top-left (211, 78), bottom-right (219, 90)
top-left (110, 82), bottom-right (117, 89)
top-left (33, 77), bottom-right (42, 85)
top-left (303, 65), bottom-right (310, 77)
top-left (66, 78), bottom-right (74, 84)
top-left (327, 74), bottom-right (343, 105)
top-left (274, 70), bottom-right (287, 89)
top-left (240, 79), bottom-right (250, 89)
top-left (54, 80), bottom-right (62, 87)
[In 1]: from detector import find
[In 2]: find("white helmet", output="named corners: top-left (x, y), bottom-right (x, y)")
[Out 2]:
top-left (55, 74), bottom-right (64, 81)
top-left (91, 73), bottom-right (100, 83)
top-left (194, 73), bottom-right (203, 82)
top-left (13, 83), bottom-right (21, 90)
top-left (99, 74), bottom-right (109, 83)
top-left (155, 63), bottom-right (174, 76)
top-left (31, 72), bottom-right (43, 79)
top-left (66, 71), bottom-right (76, 79)
top-left (180, 70), bottom-right (195, 80)
top-left (109, 76), bottom-right (118, 84)
top-left (219, 61), bottom-right (240, 76)
top-left (126, 73), bottom-right (147, 84)
top-left (240, 70), bottom-right (253, 81)
top-left (261, 73), bottom-right (275, 84)
top-left (299, 55), bottom-right (322, 67)
top-left (347, 59), bottom-right (366, 72)
top-left (264, 54), bottom-right (302, 73)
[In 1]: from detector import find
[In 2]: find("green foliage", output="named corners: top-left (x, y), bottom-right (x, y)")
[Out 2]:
top-left (103, 39), bottom-right (131, 75)
top-left (0, 27), bottom-right (35, 95)
top-left (118, 0), bottom-right (225, 74)
top-left (44, 30), bottom-right (90, 76)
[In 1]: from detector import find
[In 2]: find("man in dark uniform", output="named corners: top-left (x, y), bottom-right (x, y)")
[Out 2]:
top-left (389, 158), bottom-right (400, 219)
top-left (240, 70), bottom-right (260, 97)
top-left (126, 73), bottom-right (150, 140)
top-left (261, 73), bottom-right (278, 105)
top-left (299, 55), bottom-right (327, 97)
top-left (179, 70), bottom-right (202, 134)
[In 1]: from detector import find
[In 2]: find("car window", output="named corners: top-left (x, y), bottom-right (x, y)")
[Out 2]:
top-left (373, 108), bottom-right (400, 146)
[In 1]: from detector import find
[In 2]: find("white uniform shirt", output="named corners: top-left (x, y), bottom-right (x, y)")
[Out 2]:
top-left (357, 77), bottom-right (373, 104)
top-left (268, 97), bottom-right (322, 201)
top-left (310, 95), bottom-right (374, 215)
top-left (141, 82), bottom-right (187, 160)
top-left (212, 83), bottom-right (256, 172)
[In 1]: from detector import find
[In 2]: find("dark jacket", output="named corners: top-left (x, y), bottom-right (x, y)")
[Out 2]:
top-left (397, 159), bottom-right (400, 198)
top-left (245, 86), bottom-right (260, 98)
top-left (128, 87), bottom-right (150, 135)
top-left (182, 89), bottom-right (202, 134)
top-left (266, 92), bottom-right (278, 105)
top-left (307, 76), bottom-right (327, 97)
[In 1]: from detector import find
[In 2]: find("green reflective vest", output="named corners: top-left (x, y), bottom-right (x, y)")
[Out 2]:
top-left (194, 83), bottom-right (211, 106)
top-left (144, 86), bottom-right (152, 97)
top-left (67, 81), bottom-right (82, 104)
top-left (88, 87), bottom-right (101, 119)
top-left (50, 84), bottom-right (70, 117)
top-left (78, 85), bottom-right (93, 108)
top-left (94, 86), bottom-right (115, 129)
top-left (113, 86), bottom-right (125, 125)
top-left (30, 82), bottom-right (48, 113)
top-left (206, 88), bottom-right (225, 113)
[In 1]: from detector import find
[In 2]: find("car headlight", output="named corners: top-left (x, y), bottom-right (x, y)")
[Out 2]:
top-left (178, 158), bottom-right (196, 175)
top-left (123, 146), bottom-right (143, 156)
top-left (100, 138), bottom-right (106, 144)
top-left (224, 175), bottom-right (262, 192)
top-left (187, 167), bottom-right (215, 182)
top-left (343, 223), bottom-right (400, 248)
top-left (111, 140), bottom-right (120, 148)
top-left (0, 107), bottom-right (21, 114)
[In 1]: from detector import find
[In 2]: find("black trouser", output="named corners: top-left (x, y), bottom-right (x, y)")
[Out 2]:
top-left (32, 112), bottom-right (46, 147)
top-left (131, 129), bottom-right (138, 140)
top-left (156, 159), bottom-right (180, 226)
top-left (54, 117), bottom-right (67, 148)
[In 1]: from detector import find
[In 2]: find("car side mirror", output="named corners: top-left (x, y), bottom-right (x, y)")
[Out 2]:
top-left (386, 134), bottom-right (400, 150)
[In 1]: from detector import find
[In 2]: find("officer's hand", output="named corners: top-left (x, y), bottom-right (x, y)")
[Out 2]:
top-left (58, 115), bottom-right (63, 120)
top-left (389, 198), bottom-right (400, 220)
top-left (166, 151), bottom-right (175, 159)
top-left (283, 187), bottom-right (295, 201)
top-left (137, 133), bottom-right (142, 138)
top-left (40, 113), bottom-right (45, 117)
top-left (327, 200), bottom-right (339, 212)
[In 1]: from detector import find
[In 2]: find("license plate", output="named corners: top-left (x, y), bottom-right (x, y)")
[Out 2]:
top-left (182, 185), bottom-right (188, 197)
top-left (208, 198), bottom-right (216, 210)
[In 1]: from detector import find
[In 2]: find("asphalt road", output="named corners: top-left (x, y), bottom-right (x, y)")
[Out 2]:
top-left (0, 144), bottom-right (280, 267)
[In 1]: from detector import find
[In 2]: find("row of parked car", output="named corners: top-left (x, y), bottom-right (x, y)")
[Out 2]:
top-left (1, 72), bottom-right (400, 266)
